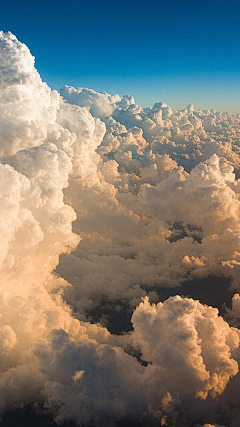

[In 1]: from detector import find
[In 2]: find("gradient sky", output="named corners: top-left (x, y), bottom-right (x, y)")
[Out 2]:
top-left (1, 0), bottom-right (240, 112)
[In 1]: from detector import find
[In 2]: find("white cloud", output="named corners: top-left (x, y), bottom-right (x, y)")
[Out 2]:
top-left (0, 31), bottom-right (60, 156)
top-left (60, 86), bottom-right (121, 119)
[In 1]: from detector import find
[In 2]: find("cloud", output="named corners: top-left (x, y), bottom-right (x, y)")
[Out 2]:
top-left (0, 31), bottom-right (61, 156)
top-left (57, 133), bottom-right (240, 315)
top-left (1, 31), bottom-right (240, 427)
top-left (61, 83), bottom-right (240, 304)
top-left (60, 86), bottom-right (121, 119)
top-left (131, 296), bottom-right (239, 400)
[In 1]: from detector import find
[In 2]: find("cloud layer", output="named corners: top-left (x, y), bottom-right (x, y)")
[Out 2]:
top-left (1, 31), bottom-right (240, 427)
top-left (58, 85), bottom-right (240, 317)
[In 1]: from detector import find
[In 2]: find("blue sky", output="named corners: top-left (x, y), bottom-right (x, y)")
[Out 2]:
top-left (1, 0), bottom-right (240, 112)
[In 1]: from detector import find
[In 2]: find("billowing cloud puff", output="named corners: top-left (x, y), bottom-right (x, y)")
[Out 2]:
top-left (131, 296), bottom-right (239, 400)
top-left (1, 296), bottom-right (238, 427)
top-left (0, 31), bottom-right (60, 156)
top-left (1, 31), bottom-right (240, 427)
top-left (60, 86), bottom-right (121, 119)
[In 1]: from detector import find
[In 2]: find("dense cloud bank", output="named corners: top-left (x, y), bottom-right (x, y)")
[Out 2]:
top-left (59, 86), bottom-right (240, 318)
top-left (1, 31), bottom-right (240, 427)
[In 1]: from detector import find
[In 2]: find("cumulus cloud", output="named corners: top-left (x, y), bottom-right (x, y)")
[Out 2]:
top-left (57, 90), bottom-right (240, 316)
top-left (131, 296), bottom-right (239, 399)
top-left (1, 30), bottom-right (240, 427)
top-left (0, 31), bottom-right (61, 156)
top-left (60, 86), bottom-right (121, 119)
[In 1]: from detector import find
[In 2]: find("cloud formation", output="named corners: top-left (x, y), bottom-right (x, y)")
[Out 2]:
top-left (1, 31), bottom-right (240, 427)
top-left (58, 85), bottom-right (240, 316)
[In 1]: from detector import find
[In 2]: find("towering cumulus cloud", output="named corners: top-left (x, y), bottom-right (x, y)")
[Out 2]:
top-left (1, 31), bottom-right (240, 427)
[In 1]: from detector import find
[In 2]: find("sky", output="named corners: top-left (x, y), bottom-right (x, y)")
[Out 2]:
top-left (1, 0), bottom-right (240, 112)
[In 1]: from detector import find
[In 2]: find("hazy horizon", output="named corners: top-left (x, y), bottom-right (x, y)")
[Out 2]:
top-left (1, 0), bottom-right (240, 113)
